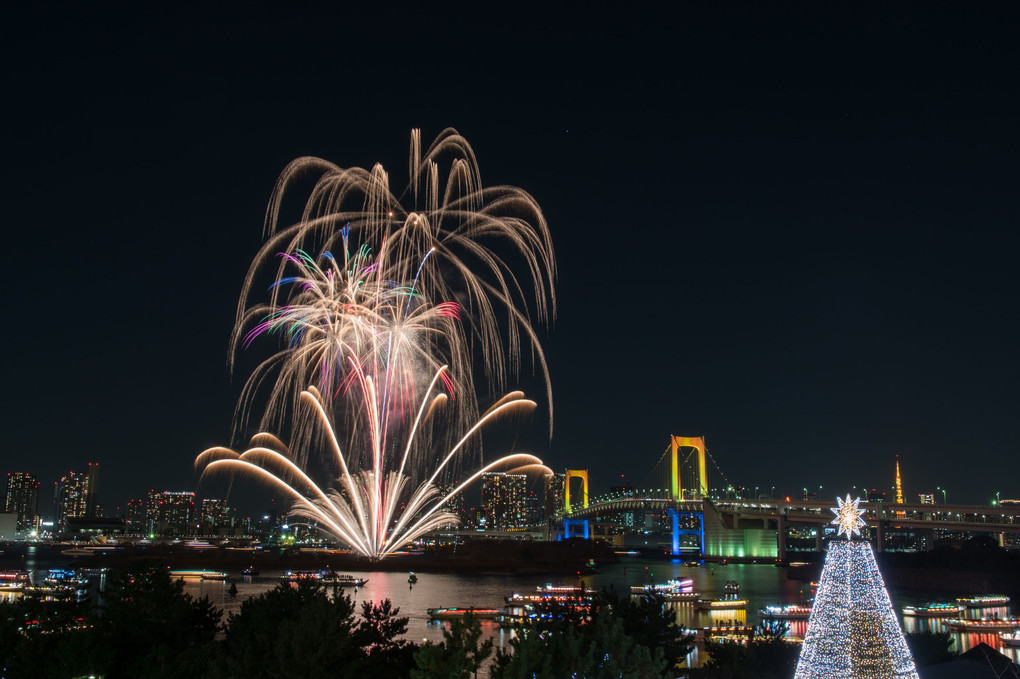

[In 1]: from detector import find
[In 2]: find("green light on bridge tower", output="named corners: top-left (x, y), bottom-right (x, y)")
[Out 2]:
top-left (671, 436), bottom-right (708, 501)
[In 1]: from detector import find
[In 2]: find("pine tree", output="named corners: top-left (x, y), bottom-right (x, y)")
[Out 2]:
top-left (794, 495), bottom-right (919, 679)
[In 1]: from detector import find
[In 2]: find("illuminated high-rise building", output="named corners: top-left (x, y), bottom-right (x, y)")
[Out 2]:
top-left (5, 473), bottom-right (40, 531)
top-left (56, 470), bottom-right (88, 530)
top-left (435, 483), bottom-right (463, 527)
top-left (481, 472), bottom-right (528, 530)
top-left (917, 493), bottom-right (935, 505)
top-left (154, 491), bottom-right (197, 534)
top-left (146, 489), bottom-right (162, 532)
top-left (201, 498), bottom-right (229, 528)
top-left (126, 499), bottom-right (146, 533)
top-left (85, 462), bottom-right (99, 518)
top-left (543, 472), bottom-right (565, 523)
top-left (54, 463), bottom-right (100, 531)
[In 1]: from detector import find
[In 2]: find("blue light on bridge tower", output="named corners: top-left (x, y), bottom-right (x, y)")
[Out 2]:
top-left (668, 508), bottom-right (704, 556)
top-left (562, 518), bottom-right (589, 540)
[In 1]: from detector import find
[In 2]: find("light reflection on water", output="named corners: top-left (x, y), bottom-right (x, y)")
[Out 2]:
top-left (14, 549), bottom-right (1020, 663)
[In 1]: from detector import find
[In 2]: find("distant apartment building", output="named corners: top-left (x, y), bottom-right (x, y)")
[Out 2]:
top-left (201, 498), bottom-right (231, 530)
top-left (434, 483), bottom-right (463, 528)
top-left (55, 463), bottom-right (99, 530)
top-left (481, 472), bottom-right (528, 530)
top-left (126, 499), bottom-right (146, 533)
top-left (153, 491), bottom-right (197, 535)
top-left (917, 493), bottom-right (935, 505)
top-left (544, 473), bottom-right (565, 524)
top-left (5, 472), bottom-right (40, 531)
top-left (146, 489), bottom-right (163, 532)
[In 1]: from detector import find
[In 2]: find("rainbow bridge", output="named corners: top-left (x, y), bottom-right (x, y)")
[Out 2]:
top-left (559, 436), bottom-right (1020, 559)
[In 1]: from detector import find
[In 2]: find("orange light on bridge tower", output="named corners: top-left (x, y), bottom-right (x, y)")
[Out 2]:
top-left (564, 469), bottom-right (589, 514)
top-left (670, 436), bottom-right (708, 502)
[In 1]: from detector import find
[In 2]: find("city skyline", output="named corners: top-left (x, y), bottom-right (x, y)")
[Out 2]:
top-left (4, 4), bottom-right (1019, 513)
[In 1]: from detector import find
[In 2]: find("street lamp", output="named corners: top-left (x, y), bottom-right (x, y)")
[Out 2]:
top-left (937, 487), bottom-right (947, 504)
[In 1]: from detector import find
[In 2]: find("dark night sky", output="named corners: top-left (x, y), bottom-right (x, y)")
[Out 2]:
top-left (4, 2), bottom-right (1019, 516)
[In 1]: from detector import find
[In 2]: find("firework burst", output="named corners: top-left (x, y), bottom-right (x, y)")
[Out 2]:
top-left (200, 130), bottom-right (556, 558)
top-left (197, 368), bottom-right (549, 559)
top-left (232, 128), bottom-right (556, 457)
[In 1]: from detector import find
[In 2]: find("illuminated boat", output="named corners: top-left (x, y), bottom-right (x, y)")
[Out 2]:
top-left (630, 577), bottom-right (694, 596)
top-left (760, 604), bottom-right (812, 620)
top-left (697, 624), bottom-right (755, 638)
top-left (427, 607), bottom-right (501, 621)
top-left (408, 572), bottom-right (418, 585)
top-left (901, 603), bottom-right (964, 618)
top-left (694, 598), bottom-right (749, 611)
top-left (170, 570), bottom-right (224, 580)
top-left (319, 573), bottom-right (367, 587)
top-left (943, 617), bottom-right (1020, 632)
top-left (60, 547), bottom-right (93, 556)
top-left (282, 570), bottom-right (367, 587)
top-left (241, 566), bottom-right (259, 576)
top-left (956, 594), bottom-right (1010, 608)
top-left (282, 569), bottom-right (322, 581)
top-left (1000, 631), bottom-right (1020, 647)
top-left (22, 585), bottom-right (76, 600)
top-left (497, 609), bottom-right (562, 628)
top-left (0, 571), bottom-right (30, 592)
top-left (504, 584), bottom-right (595, 606)
top-left (43, 569), bottom-right (89, 590)
top-left (200, 571), bottom-right (229, 581)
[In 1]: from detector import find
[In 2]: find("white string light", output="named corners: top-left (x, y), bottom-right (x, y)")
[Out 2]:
top-left (794, 496), bottom-right (919, 678)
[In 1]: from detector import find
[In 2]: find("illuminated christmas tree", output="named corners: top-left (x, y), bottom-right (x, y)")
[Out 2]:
top-left (793, 495), bottom-right (919, 679)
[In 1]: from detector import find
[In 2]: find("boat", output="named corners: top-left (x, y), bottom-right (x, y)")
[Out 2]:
top-left (956, 595), bottom-right (1010, 608)
top-left (497, 609), bottom-right (570, 628)
top-left (22, 585), bottom-right (77, 600)
top-left (693, 580), bottom-right (746, 610)
top-left (75, 562), bottom-right (108, 575)
top-left (943, 617), bottom-right (1020, 632)
top-left (170, 570), bottom-right (224, 580)
top-left (320, 573), bottom-right (367, 587)
top-left (0, 571), bottom-right (29, 592)
top-left (60, 547), bottom-right (94, 557)
top-left (282, 569), bottom-right (322, 581)
top-left (241, 566), bottom-right (259, 576)
top-left (1000, 631), bottom-right (1020, 648)
top-left (75, 567), bottom-right (108, 576)
top-left (760, 604), bottom-right (812, 620)
top-left (694, 598), bottom-right (749, 611)
top-left (630, 577), bottom-right (694, 596)
top-left (228, 582), bottom-right (238, 597)
top-left (505, 587), bottom-right (595, 607)
top-left (282, 570), bottom-right (367, 587)
top-left (902, 603), bottom-right (964, 618)
top-left (200, 571), bottom-right (229, 581)
top-left (427, 607), bottom-right (501, 621)
top-left (43, 569), bottom-right (90, 590)
top-left (408, 572), bottom-right (418, 585)
top-left (697, 624), bottom-right (755, 638)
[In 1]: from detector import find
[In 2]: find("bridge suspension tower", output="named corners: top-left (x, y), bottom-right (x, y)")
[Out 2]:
top-left (671, 435), bottom-right (708, 501)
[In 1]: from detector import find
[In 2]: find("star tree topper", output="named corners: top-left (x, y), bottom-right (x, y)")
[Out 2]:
top-left (830, 494), bottom-right (867, 539)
